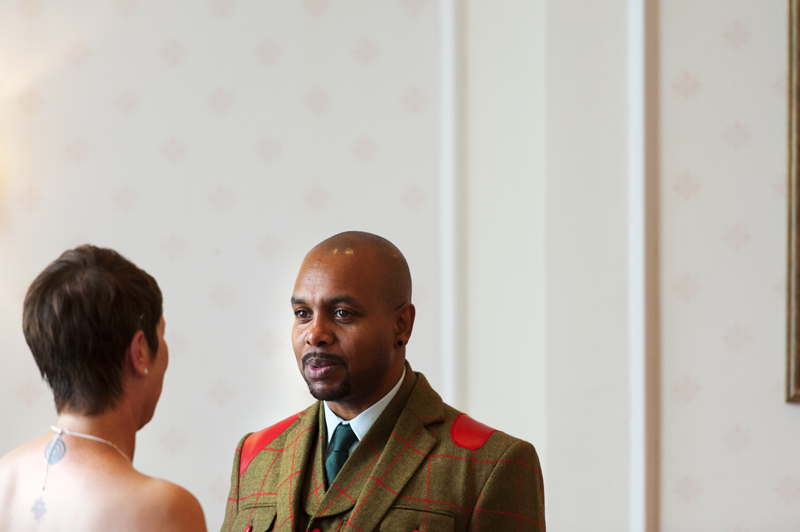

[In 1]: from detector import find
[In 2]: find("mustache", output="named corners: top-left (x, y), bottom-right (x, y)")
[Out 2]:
top-left (302, 352), bottom-right (346, 367)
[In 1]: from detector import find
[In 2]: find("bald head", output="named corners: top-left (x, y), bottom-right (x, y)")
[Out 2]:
top-left (305, 231), bottom-right (412, 307)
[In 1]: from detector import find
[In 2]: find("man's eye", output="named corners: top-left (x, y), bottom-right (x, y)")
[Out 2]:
top-left (334, 309), bottom-right (351, 318)
top-left (295, 309), bottom-right (309, 319)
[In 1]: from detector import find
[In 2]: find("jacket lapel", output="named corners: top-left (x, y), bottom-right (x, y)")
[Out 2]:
top-left (301, 405), bottom-right (330, 517)
top-left (345, 370), bottom-right (444, 532)
top-left (276, 404), bottom-right (321, 532)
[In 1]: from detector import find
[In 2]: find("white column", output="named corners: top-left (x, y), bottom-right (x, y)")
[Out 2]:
top-left (545, 0), bottom-right (632, 529)
top-left (461, 0), bottom-right (547, 451)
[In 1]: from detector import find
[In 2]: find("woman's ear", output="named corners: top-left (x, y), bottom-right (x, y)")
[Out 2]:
top-left (127, 330), bottom-right (150, 377)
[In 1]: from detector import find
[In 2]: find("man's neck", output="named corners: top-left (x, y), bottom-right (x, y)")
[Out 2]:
top-left (323, 366), bottom-right (406, 445)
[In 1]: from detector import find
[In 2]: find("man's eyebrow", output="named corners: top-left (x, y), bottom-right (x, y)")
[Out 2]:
top-left (290, 295), bottom-right (355, 305)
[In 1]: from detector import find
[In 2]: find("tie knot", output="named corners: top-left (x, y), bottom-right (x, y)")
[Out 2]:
top-left (330, 423), bottom-right (357, 452)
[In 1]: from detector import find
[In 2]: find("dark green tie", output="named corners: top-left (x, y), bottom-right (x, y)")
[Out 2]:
top-left (325, 423), bottom-right (358, 488)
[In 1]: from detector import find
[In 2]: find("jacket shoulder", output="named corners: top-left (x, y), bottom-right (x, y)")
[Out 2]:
top-left (239, 412), bottom-right (302, 477)
top-left (449, 412), bottom-right (500, 450)
top-left (409, 371), bottom-right (530, 453)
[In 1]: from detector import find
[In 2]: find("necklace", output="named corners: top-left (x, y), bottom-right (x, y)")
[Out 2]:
top-left (40, 426), bottom-right (131, 491)
top-left (50, 426), bottom-right (131, 462)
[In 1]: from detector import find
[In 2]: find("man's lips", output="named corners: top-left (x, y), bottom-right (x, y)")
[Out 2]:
top-left (302, 353), bottom-right (345, 379)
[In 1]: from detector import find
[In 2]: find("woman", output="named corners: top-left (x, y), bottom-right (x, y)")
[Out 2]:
top-left (0, 245), bottom-right (206, 531)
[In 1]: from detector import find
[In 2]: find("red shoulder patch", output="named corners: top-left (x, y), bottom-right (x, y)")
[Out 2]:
top-left (239, 412), bottom-right (300, 477)
top-left (450, 413), bottom-right (498, 450)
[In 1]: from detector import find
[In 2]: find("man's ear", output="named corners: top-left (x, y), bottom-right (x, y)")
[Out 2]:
top-left (127, 330), bottom-right (150, 378)
top-left (394, 303), bottom-right (416, 347)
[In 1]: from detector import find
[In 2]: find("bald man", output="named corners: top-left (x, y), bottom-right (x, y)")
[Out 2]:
top-left (220, 232), bottom-right (545, 532)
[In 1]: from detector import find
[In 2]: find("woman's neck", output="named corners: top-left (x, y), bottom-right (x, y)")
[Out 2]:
top-left (54, 407), bottom-right (137, 462)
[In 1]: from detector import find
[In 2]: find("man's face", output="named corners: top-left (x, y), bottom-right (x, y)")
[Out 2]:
top-left (291, 249), bottom-right (402, 418)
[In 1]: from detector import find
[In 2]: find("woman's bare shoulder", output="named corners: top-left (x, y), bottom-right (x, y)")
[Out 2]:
top-left (0, 437), bottom-right (47, 466)
top-left (0, 436), bottom-right (50, 488)
top-left (131, 476), bottom-right (207, 531)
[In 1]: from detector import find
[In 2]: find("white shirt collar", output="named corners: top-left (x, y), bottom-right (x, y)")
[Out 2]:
top-left (323, 367), bottom-right (406, 446)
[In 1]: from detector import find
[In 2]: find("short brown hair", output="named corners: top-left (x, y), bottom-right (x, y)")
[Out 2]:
top-left (23, 245), bottom-right (163, 415)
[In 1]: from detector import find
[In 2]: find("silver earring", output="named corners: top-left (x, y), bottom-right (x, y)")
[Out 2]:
top-left (144, 368), bottom-right (149, 375)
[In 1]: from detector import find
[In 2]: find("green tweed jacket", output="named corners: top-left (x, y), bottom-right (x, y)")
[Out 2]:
top-left (220, 368), bottom-right (545, 532)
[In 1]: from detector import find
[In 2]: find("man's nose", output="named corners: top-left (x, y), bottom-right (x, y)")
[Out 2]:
top-left (306, 316), bottom-right (334, 346)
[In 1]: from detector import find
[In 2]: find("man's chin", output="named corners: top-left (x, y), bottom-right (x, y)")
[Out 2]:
top-left (306, 380), bottom-right (350, 402)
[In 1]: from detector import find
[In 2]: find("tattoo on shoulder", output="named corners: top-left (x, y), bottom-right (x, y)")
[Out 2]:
top-left (44, 435), bottom-right (66, 465)
top-left (31, 495), bottom-right (47, 523)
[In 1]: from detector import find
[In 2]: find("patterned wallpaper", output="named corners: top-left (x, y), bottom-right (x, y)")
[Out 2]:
top-left (0, 0), bottom-right (441, 523)
top-left (4, 0), bottom-right (799, 529)
top-left (660, 0), bottom-right (800, 529)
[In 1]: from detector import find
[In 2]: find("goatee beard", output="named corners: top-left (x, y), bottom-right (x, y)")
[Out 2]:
top-left (302, 352), bottom-right (350, 401)
top-left (305, 377), bottom-right (351, 401)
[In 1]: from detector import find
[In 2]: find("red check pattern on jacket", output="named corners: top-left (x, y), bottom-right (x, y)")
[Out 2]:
top-left (221, 368), bottom-right (545, 532)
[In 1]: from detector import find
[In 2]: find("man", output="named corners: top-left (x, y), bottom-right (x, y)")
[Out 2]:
top-left (0, 245), bottom-right (206, 532)
top-left (221, 232), bottom-right (545, 532)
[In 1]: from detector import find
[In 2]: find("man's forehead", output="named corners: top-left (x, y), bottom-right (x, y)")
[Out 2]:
top-left (295, 254), bottom-right (367, 285)
top-left (291, 267), bottom-right (367, 307)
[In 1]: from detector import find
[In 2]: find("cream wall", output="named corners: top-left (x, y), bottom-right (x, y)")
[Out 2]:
top-left (545, 1), bottom-right (633, 529)
top-left (2, 1), bottom-right (798, 530)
